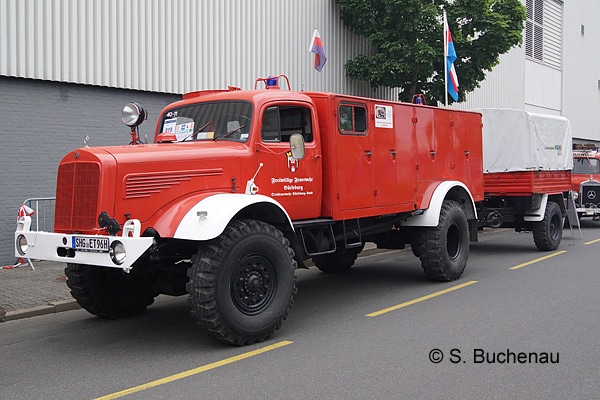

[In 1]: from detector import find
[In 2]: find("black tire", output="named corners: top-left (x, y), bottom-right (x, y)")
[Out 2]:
top-left (410, 238), bottom-right (422, 258)
top-left (312, 244), bottom-right (364, 274)
top-left (533, 201), bottom-right (563, 251)
top-left (418, 200), bottom-right (469, 282)
top-left (186, 219), bottom-right (297, 345)
top-left (65, 263), bottom-right (155, 319)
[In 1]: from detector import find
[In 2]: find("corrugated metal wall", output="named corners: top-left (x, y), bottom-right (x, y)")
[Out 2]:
top-left (562, 0), bottom-right (600, 141)
top-left (0, 0), bottom-right (394, 98)
top-left (454, 49), bottom-right (526, 111)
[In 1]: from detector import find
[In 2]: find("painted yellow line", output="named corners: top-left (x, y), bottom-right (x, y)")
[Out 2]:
top-left (509, 250), bottom-right (567, 270)
top-left (365, 280), bottom-right (478, 317)
top-left (95, 340), bottom-right (293, 400)
top-left (584, 238), bottom-right (600, 245)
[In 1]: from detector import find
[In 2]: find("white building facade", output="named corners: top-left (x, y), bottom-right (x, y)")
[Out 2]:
top-left (458, 0), bottom-right (600, 144)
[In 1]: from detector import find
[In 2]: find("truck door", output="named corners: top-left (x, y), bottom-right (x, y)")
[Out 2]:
top-left (372, 103), bottom-right (397, 207)
top-left (255, 103), bottom-right (322, 220)
top-left (372, 103), bottom-right (417, 208)
top-left (335, 101), bottom-right (376, 211)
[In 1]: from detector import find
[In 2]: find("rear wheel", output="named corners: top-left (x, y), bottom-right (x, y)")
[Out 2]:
top-left (418, 200), bottom-right (469, 282)
top-left (533, 201), bottom-right (563, 251)
top-left (186, 219), bottom-right (297, 345)
top-left (65, 263), bottom-right (155, 319)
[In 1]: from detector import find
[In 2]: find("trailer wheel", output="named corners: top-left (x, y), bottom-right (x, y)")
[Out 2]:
top-left (533, 201), bottom-right (563, 251)
top-left (312, 244), bottom-right (364, 273)
top-left (65, 263), bottom-right (155, 319)
top-left (418, 200), bottom-right (469, 282)
top-left (186, 219), bottom-right (297, 345)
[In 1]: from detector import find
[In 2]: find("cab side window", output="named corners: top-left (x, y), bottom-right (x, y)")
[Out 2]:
top-left (261, 106), bottom-right (313, 142)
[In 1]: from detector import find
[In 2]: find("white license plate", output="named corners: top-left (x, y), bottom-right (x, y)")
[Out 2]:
top-left (72, 236), bottom-right (110, 253)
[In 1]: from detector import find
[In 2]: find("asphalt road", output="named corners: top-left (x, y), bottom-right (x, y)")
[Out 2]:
top-left (1, 221), bottom-right (599, 399)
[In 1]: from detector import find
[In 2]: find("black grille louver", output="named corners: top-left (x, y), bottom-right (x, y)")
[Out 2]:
top-left (581, 183), bottom-right (600, 208)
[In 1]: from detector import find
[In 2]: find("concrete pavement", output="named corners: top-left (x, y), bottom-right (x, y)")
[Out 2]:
top-left (0, 260), bottom-right (79, 321)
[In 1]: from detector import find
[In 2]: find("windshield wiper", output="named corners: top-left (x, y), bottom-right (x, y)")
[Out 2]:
top-left (215, 124), bottom-right (245, 141)
top-left (182, 122), bottom-right (211, 142)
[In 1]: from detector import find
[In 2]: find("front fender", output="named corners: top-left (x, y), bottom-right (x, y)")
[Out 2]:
top-left (400, 181), bottom-right (477, 227)
top-left (173, 193), bottom-right (293, 241)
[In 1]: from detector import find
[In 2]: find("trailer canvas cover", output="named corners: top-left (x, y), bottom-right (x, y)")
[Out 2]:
top-left (478, 108), bottom-right (573, 173)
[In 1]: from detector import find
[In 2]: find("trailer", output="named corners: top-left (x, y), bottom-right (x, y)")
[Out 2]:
top-left (476, 108), bottom-right (572, 250)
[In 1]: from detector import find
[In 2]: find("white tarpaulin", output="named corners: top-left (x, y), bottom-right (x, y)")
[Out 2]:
top-left (477, 108), bottom-right (573, 173)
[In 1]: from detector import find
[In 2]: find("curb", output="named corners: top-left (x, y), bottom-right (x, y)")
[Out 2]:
top-left (1, 246), bottom-right (403, 322)
top-left (3, 300), bottom-right (80, 322)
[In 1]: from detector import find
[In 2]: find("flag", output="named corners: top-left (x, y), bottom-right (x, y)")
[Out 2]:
top-left (309, 28), bottom-right (327, 72)
top-left (444, 12), bottom-right (459, 102)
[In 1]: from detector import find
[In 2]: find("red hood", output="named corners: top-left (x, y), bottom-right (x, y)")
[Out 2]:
top-left (55, 141), bottom-right (253, 234)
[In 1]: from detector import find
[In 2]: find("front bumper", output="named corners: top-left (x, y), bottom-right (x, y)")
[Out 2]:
top-left (15, 216), bottom-right (154, 271)
top-left (576, 207), bottom-right (600, 217)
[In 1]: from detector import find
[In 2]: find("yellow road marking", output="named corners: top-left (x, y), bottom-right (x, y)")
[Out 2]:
top-left (94, 340), bottom-right (293, 400)
top-left (365, 280), bottom-right (478, 317)
top-left (584, 238), bottom-right (600, 245)
top-left (509, 250), bottom-right (567, 270)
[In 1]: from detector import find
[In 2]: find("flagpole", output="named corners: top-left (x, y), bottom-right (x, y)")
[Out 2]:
top-left (443, 10), bottom-right (448, 107)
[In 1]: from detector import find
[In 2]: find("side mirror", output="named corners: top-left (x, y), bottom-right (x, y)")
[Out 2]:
top-left (289, 133), bottom-right (305, 160)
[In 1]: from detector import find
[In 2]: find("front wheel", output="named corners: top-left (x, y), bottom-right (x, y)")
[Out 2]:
top-left (533, 201), bottom-right (563, 251)
top-left (186, 219), bottom-right (297, 345)
top-left (65, 263), bottom-right (156, 319)
top-left (417, 200), bottom-right (469, 282)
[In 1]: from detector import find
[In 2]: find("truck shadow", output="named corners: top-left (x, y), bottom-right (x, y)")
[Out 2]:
top-left (50, 249), bottom-right (443, 352)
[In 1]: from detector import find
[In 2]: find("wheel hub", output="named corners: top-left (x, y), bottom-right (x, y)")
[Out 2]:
top-left (245, 272), bottom-right (264, 293)
top-left (231, 257), bottom-right (275, 315)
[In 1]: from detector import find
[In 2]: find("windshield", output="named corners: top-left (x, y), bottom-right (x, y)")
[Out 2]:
top-left (160, 101), bottom-right (253, 142)
top-left (573, 158), bottom-right (600, 175)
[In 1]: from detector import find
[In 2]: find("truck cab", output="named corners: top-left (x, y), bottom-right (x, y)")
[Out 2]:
top-left (572, 145), bottom-right (600, 220)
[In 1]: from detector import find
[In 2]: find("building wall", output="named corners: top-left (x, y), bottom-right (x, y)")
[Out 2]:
top-left (0, 0), bottom-right (398, 264)
top-left (562, 0), bottom-right (600, 140)
top-left (0, 0), bottom-right (389, 98)
top-left (454, 49), bottom-right (526, 111)
top-left (0, 76), bottom-right (179, 264)
top-left (458, 0), bottom-right (566, 117)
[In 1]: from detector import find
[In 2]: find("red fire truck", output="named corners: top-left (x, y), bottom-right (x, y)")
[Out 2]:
top-left (14, 76), bottom-right (570, 345)
top-left (571, 144), bottom-right (600, 220)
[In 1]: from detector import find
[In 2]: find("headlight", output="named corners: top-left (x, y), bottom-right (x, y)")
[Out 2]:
top-left (122, 102), bottom-right (147, 127)
top-left (16, 234), bottom-right (28, 256)
top-left (109, 241), bottom-right (126, 265)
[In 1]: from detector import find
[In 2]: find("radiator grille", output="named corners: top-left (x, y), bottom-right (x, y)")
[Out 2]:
top-left (581, 183), bottom-right (600, 208)
top-left (55, 162), bottom-right (100, 232)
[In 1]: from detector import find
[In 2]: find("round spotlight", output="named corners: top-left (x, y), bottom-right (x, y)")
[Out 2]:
top-left (16, 234), bottom-right (28, 256)
top-left (122, 102), bottom-right (147, 127)
top-left (109, 241), bottom-right (126, 265)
